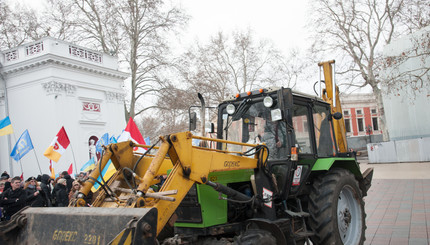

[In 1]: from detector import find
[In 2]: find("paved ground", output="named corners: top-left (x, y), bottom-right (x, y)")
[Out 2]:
top-left (359, 159), bottom-right (430, 245)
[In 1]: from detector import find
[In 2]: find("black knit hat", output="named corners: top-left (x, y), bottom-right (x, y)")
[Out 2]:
top-left (27, 176), bottom-right (37, 182)
top-left (1, 172), bottom-right (9, 179)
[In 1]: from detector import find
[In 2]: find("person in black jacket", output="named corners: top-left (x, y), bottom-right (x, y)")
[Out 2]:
top-left (61, 171), bottom-right (74, 193)
top-left (24, 177), bottom-right (46, 207)
top-left (39, 174), bottom-right (52, 207)
top-left (55, 178), bottom-right (69, 207)
top-left (0, 177), bottom-right (27, 220)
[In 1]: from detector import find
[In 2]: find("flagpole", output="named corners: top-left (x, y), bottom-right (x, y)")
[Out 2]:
top-left (1, 62), bottom-right (14, 176)
top-left (32, 149), bottom-right (42, 175)
top-left (26, 130), bottom-right (42, 175)
top-left (69, 143), bottom-right (78, 175)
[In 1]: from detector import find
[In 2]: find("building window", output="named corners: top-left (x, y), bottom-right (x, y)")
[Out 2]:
top-left (344, 110), bottom-right (350, 116)
top-left (356, 109), bottom-right (363, 115)
top-left (357, 118), bottom-right (364, 132)
top-left (345, 119), bottom-right (351, 133)
top-left (372, 118), bottom-right (379, 131)
top-left (371, 108), bottom-right (377, 114)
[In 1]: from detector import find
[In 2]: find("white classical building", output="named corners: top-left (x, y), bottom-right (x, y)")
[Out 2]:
top-left (0, 37), bottom-right (128, 178)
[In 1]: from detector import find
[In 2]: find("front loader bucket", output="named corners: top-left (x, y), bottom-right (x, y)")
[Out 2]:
top-left (1, 207), bottom-right (157, 245)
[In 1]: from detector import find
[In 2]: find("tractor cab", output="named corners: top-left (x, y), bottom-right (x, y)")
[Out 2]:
top-left (217, 87), bottom-right (340, 161)
top-left (215, 87), bottom-right (358, 216)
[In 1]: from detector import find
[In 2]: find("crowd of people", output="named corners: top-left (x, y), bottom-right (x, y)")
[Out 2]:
top-left (0, 170), bottom-right (92, 221)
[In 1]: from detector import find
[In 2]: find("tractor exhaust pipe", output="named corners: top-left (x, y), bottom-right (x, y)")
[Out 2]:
top-left (198, 93), bottom-right (205, 137)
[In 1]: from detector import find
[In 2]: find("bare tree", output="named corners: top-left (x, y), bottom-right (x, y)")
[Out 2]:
top-left (307, 0), bottom-right (429, 141)
top-left (0, 1), bottom-right (46, 49)
top-left (397, 0), bottom-right (430, 32)
top-left (383, 27), bottom-right (430, 98)
top-left (149, 29), bottom-right (307, 137)
top-left (176, 29), bottom-right (299, 106)
top-left (43, 0), bottom-right (189, 122)
top-left (139, 84), bottom-right (194, 137)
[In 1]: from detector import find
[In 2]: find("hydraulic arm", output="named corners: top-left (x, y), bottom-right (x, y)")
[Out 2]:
top-left (318, 60), bottom-right (348, 153)
top-left (78, 131), bottom-right (268, 238)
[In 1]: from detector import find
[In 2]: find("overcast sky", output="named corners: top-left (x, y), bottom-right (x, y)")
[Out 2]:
top-left (178, 0), bottom-right (310, 56)
top-left (18, 0), bottom-right (310, 57)
top-left (17, 0), bottom-right (316, 93)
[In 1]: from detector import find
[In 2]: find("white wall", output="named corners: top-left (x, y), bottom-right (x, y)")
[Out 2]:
top-left (0, 37), bottom-right (128, 178)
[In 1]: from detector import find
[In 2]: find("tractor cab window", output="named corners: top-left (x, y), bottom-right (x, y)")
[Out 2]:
top-left (312, 104), bottom-right (336, 157)
top-left (292, 104), bottom-right (312, 154)
top-left (221, 100), bottom-right (288, 160)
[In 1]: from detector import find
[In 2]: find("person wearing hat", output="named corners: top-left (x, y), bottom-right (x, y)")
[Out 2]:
top-left (1, 172), bottom-right (11, 193)
top-left (0, 176), bottom-right (27, 220)
top-left (1, 171), bottom-right (10, 180)
top-left (39, 174), bottom-right (52, 207)
top-left (24, 177), bottom-right (46, 207)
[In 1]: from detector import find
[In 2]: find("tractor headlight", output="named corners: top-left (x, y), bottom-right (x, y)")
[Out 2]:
top-left (263, 96), bottom-right (273, 108)
top-left (226, 104), bottom-right (235, 115)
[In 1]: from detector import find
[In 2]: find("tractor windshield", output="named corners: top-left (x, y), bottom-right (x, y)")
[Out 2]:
top-left (221, 99), bottom-right (288, 160)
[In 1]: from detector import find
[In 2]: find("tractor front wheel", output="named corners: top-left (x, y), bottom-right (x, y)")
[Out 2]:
top-left (308, 168), bottom-right (366, 245)
top-left (234, 229), bottom-right (276, 245)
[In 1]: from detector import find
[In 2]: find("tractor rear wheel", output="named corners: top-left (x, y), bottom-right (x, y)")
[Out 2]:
top-left (308, 168), bottom-right (365, 245)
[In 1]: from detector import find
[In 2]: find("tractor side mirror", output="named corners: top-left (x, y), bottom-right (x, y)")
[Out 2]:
top-left (333, 112), bottom-right (343, 120)
top-left (189, 112), bottom-right (197, 131)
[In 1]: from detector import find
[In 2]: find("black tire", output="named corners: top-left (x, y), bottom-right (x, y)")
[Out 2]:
top-left (234, 229), bottom-right (276, 245)
top-left (308, 168), bottom-right (366, 245)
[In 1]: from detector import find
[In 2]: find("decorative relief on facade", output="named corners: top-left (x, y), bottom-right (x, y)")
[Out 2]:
top-left (5, 50), bottom-right (18, 61)
top-left (0, 91), bottom-right (4, 105)
top-left (42, 81), bottom-right (76, 95)
top-left (82, 102), bottom-right (101, 112)
top-left (69, 45), bottom-right (102, 63)
top-left (26, 42), bottom-right (44, 56)
top-left (105, 91), bottom-right (125, 103)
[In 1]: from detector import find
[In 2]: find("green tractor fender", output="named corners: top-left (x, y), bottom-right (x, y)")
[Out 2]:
top-left (311, 157), bottom-right (373, 196)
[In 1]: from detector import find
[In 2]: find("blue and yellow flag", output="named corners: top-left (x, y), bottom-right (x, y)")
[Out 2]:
top-left (0, 116), bottom-right (13, 136)
top-left (10, 130), bottom-right (34, 161)
top-left (96, 133), bottom-right (109, 154)
top-left (80, 157), bottom-right (96, 172)
top-left (91, 159), bottom-right (116, 192)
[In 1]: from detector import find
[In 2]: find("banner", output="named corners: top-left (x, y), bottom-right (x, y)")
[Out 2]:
top-left (117, 117), bottom-right (146, 152)
top-left (67, 163), bottom-right (73, 175)
top-left (43, 127), bottom-right (70, 162)
top-left (10, 130), bottom-right (34, 161)
top-left (0, 116), bottom-right (13, 136)
top-left (49, 160), bottom-right (55, 179)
